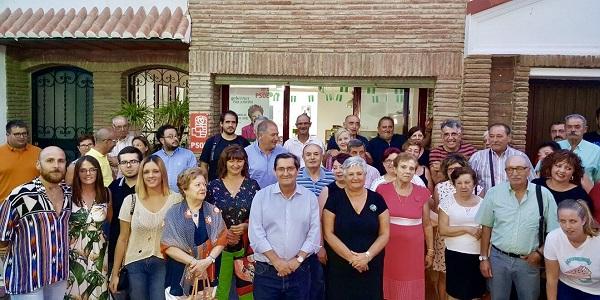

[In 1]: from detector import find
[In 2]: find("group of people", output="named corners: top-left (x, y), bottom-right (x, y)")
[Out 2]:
top-left (0, 107), bottom-right (599, 300)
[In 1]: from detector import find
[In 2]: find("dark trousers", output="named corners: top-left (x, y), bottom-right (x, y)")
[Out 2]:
top-left (308, 255), bottom-right (325, 300)
top-left (253, 261), bottom-right (311, 300)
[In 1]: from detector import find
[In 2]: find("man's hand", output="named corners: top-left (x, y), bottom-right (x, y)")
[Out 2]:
top-left (522, 250), bottom-right (543, 267)
top-left (317, 247), bottom-right (328, 265)
top-left (286, 258), bottom-right (301, 273)
top-left (273, 258), bottom-right (293, 277)
top-left (108, 156), bottom-right (119, 167)
top-left (480, 260), bottom-right (493, 278)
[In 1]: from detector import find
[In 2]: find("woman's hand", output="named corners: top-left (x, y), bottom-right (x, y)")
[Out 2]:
top-left (425, 254), bottom-right (433, 268)
top-left (229, 223), bottom-right (248, 236)
top-left (108, 273), bottom-right (119, 294)
top-left (468, 227), bottom-right (482, 240)
top-left (349, 251), bottom-right (370, 273)
top-left (189, 258), bottom-right (212, 278)
top-left (226, 230), bottom-right (241, 245)
top-left (317, 247), bottom-right (328, 265)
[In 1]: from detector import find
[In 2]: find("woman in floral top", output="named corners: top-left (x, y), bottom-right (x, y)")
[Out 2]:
top-left (206, 145), bottom-right (260, 300)
top-left (66, 156), bottom-right (111, 300)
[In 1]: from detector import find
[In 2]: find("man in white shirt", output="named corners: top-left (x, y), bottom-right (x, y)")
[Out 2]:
top-left (284, 113), bottom-right (324, 167)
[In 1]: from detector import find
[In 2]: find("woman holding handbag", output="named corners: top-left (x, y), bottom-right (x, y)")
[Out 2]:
top-left (162, 167), bottom-right (228, 298)
top-left (206, 145), bottom-right (260, 300)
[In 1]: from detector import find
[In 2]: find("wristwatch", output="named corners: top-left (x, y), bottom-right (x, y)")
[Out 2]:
top-left (295, 255), bottom-right (305, 264)
top-left (479, 255), bottom-right (488, 261)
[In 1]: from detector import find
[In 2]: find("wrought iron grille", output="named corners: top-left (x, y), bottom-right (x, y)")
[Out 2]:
top-left (32, 67), bottom-right (94, 162)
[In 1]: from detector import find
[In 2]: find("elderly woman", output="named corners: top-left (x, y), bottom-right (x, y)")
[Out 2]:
top-left (206, 145), bottom-right (260, 300)
top-left (376, 153), bottom-right (434, 300)
top-left (324, 128), bottom-right (351, 171)
top-left (241, 105), bottom-right (264, 142)
top-left (407, 126), bottom-right (431, 166)
top-left (109, 155), bottom-right (178, 300)
top-left (545, 199), bottom-right (600, 299)
top-left (438, 167), bottom-right (486, 300)
top-left (162, 167), bottom-right (228, 298)
top-left (370, 147), bottom-right (426, 191)
top-left (323, 156), bottom-right (390, 300)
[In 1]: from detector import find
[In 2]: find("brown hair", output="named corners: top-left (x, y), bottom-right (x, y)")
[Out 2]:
top-left (450, 166), bottom-right (478, 185)
top-left (558, 199), bottom-right (599, 237)
top-left (407, 126), bottom-right (424, 138)
top-left (440, 153), bottom-right (469, 181)
top-left (540, 150), bottom-right (584, 184)
top-left (393, 152), bottom-right (418, 168)
top-left (132, 135), bottom-right (151, 157)
top-left (177, 167), bottom-right (208, 199)
top-left (136, 155), bottom-right (170, 199)
top-left (402, 140), bottom-right (423, 152)
top-left (217, 144), bottom-right (249, 179)
top-left (72, 156), bottom-right (109, 207)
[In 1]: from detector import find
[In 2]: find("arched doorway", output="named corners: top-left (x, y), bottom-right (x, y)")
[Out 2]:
top-left (32, 67), bottom-right (94, 162)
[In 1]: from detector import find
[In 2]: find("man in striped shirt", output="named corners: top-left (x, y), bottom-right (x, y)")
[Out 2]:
top-left (0, 146), bottom-right (72, 298)
top-left (429, 119), bottom-right (477, 183)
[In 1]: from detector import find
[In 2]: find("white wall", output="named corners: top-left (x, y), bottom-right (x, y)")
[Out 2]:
top-left (466, 0), bottom-right (600, 56)
top-left (0, 46), bottom-right (6, 143)
top-left (1, 0), bottom-right (187, 11)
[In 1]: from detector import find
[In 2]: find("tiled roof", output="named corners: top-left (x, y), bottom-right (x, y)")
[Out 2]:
top-left (0, 6), bottom-right (190, 42)
top-left (467, 0), bottom-right (512, 14)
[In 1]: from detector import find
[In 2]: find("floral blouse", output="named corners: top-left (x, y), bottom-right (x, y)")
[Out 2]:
top-left (206, 178), bottom-right (260, 228)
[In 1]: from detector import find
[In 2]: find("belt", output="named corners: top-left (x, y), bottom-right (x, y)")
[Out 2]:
top-left (390, 216), bottom-right (422, 226)
top-left (492, 245), bottom-right (523, 258)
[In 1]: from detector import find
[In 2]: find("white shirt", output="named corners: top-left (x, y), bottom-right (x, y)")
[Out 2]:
top-left (283, 135), bottom-right (324, 167)
top-left (544, 228), bottom-right (600, 295)
top-left (439, 193), bottom-right (483, 254)
top-left (109, 133), bottom-right (135, 157)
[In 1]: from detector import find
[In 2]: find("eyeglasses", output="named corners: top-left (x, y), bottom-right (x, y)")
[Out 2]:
top-left (113, 125), bottom-right (129, 130)
top-left (11, 132), bottom-right (28, 137)
top-left (79, 143), bottom-right (94, 148)
top-left (79, 168), bottom-right (98, 174)
top-left (505, 166), bottom-right (529, 174)
top-left (119, 160), bottom-right (140, 166)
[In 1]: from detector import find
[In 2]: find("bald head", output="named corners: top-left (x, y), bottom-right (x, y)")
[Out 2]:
top-left (39, 146), bottom-right (66, 161)
top-left (94, 128), bottom-right (116, 154)
top-left (37, 146), bottom-right (67, 184)
top-left (95, 128), bottom-right (114, 141)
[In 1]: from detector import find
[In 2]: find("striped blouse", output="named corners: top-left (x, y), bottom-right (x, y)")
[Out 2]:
top-left (0, 178), bottom-right (72, 294)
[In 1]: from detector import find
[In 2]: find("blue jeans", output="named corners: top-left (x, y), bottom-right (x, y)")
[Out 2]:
top-left (126, 256), bottom-right (167, 300)
top-left (10, 280), bottom-right (67, 300)
top-left (253, 261), bottom-right (311, 300)
top-left (308, 255), bottom-right (324, 300)
top-left (489, 247), bottom-right (540, 300)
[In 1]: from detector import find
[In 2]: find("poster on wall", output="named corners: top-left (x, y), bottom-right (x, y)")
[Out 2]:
top-left (189, 112), bottom-right (209, 153)
top-left (229, 86), bottom-right (277, 135)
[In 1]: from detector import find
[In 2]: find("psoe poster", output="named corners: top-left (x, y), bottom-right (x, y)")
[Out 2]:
top-left (189, 112), bottom-right (209, 153)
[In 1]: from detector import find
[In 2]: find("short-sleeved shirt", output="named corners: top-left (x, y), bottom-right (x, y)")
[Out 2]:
top-left (366, 134), bottom-right (406, 174)
top-left (439, 193), bottom-right (483, 254)
top-left (244, 142), bottom-right (288, 188)
top-left (429, 143), bottom-right (477, 165)
top-left (583, 131), bottom-right (600, 148)
top-left (296, 167), bottom-right (335, 197)
top-left (109, 133), bottom-right (135, 157)
top-left (199, 134), bottom-right (250, 181)
top-left (469, 147), bottom-right (534, 193)
top-left (476, 182), bottom-right (559, 255)
top-left (87, 148), bottom-right (113, 187)
top-left (326, 134), bottom-right (369, 151)
top-left (206, 178), bottom-right (260, 227)
top-left (283, 135), bottom-right (324, 168)
top-left (0, 178), bottom-right (72, 294)
top-left (544, 228), bottom-right (600, 295)
top-left (154, 147), bottom-right (198, 192)
top-left (0, 144), bottom-right (41, 201)
top-left (558, 139), bottom-right (600, 182)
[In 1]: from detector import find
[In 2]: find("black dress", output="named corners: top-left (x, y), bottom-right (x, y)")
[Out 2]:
top-left (324, 188), bottom-right (388, 300)
top-left (531, 178), bottom-right (593, 210)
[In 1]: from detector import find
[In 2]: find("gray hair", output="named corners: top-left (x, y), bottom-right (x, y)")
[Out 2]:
top-left (302, 143), bottom-right (323, 155)
top-left (565, 114), bottom-right (587, 126)
top-left (296, 113), bottom-right (311, 123)
top-left (440, 119), bottom-right (463, 131)
top-left (505, 154), bottom-right (531, 168)
top-left (347, 139), bottom-right (365, 150)
top-left (254, 116), bottom-right (270, 134)
top-left (341, 156), bottom-right (368, 175)
top-left (256, 119), bottom-right (276, 136)
top-left (112, 115), bottom-right (128, 125)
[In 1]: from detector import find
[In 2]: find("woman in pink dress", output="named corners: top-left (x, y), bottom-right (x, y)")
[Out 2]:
top-left (376, 152), bottom-right (434, 300)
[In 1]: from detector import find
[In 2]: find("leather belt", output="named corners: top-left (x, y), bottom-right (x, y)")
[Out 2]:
top-left (492, 245), bottom-right (523, 258)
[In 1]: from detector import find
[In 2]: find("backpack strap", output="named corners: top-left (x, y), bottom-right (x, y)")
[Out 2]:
top-left (535, 184), bottom-right (545, 246)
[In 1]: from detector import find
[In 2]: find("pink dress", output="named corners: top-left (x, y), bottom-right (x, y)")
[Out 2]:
top-left (376, 182), bottom-right (431, 300)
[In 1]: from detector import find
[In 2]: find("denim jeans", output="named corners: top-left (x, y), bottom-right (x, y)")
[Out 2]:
top-left (489, 247), bottom-right (540, 300)
top-left (308, 255), bottom-right (325, 300)
top-left (126, 256), bottom-right (167, 300)
top-left (10, 280), bottom-right (67, 300)
top-left (253, 261), bottom-right (311, 300)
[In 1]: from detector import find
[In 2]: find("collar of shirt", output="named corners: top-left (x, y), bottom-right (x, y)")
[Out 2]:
top-left (290, 135), bottom-right (320, 145)
top-left (300, 166), bottom-right (327, 181)
top-left (271, 183), bottom-right (304, 199)
top-left (507, 182), bottom-right (534, 202)
top-left (33, 177), bottom-right (72, 211)
top-left (87, 148), bottom-right (106, 158)
top-left (7, 143), bottom-right (30, 152)
top-left (159, 147), bottom-right (181, 157)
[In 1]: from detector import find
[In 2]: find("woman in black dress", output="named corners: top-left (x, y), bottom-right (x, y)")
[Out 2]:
top-left (532, 150), bottom-right (593, 208)
top-left (323, 156), bottom-right (390, 300)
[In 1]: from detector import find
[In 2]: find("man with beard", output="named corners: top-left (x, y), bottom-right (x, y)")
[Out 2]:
top-left (200, 110), bottom-right (250, 181)
top-left (86, 128), bottom-right (117, 187)
top-left (284, 113), bottom-right (324, 168)
top-left (107, 146), bottom-right (143, 274)
top-left (0, 120), bottom-right (41, 200)
top-left (0, 146), bottom-right (72, 298)
top-left (558, 114), bottom-right (600, 182)
top-left (154, 124), bottom-right (198, 191)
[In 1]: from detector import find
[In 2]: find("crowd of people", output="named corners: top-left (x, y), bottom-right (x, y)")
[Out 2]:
top-left (0, 107), bottom-right (600, 300)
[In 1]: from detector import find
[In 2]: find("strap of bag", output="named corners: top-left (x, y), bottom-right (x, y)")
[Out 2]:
top-left (488, 149), bottom-right (495, 188)
top-left (535, 184), bottom-right (546, 246)
top-left (210, 135), bottom-right (222, 162)
top-left (129, 194), bottom-right (137, 215)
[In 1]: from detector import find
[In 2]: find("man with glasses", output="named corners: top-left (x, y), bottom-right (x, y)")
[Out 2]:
top-left (154, 124), bottom-right (198, 191)
top-left (284, 113), bottom-right (324, 168)
top-left (108, 116), bottom-right (135, 170)
top-left (0, 120), bottom-right (41, 200)
top-left (429, 119), bottom-right (477, 183)
top-left (107, 146), bottom-right (143, 275)
top-left (476, 155), bottom-right (558, 300)
top-left (86, 128), bottom-right (117, 187)
top-left (65, 134), bottom-right (95, 185)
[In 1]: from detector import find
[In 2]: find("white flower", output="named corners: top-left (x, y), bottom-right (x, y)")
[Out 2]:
top-left (90, 205), bottom-right (106, 222)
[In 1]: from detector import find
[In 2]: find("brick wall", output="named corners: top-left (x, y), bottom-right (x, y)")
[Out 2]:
top-left (461, 55), bottom-right (492, 148)
top-left (5, 55), bottom-right (30, 125)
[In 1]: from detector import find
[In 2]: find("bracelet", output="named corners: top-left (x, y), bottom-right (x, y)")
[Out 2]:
top-left (365, 251), bottom-right (371, 260)
top-left (427, 249), bottom-right (434, 253)
top-left (208, 255), bottom-right (216, 264)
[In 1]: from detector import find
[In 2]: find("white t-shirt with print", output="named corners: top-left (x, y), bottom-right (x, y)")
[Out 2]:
top-left (544, 228), bottom-right (600, 295)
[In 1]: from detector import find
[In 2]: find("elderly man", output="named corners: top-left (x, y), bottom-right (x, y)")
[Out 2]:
top-left (245, 120), bottom-right (288, 188)
top-left (550, 121), bottom-right (566, 142)
top-left (469, 123), bottom-right (533, 193)
top-left (0, 146), bottom-right (72, 298)
top-left (347, 139), bottom-right (380, 188)
top-left (476, 155), bottom-right (558, 300)
top-left (108, 116), bottom-right (135, 166)
top-left (284, 113), bottom-right (324, 167)
top-left (429, 119), bottom-right (477, 183)
top-left (0, 120), bottom-right (41, 200)
top-left (249, 153), bottom-right (320, 300)
top-left (558, 114), bottom-right (600, 182)
top-left (367, 116), bottom-right (406, 174)
top-left (154, 124), bottom-right (198, 191)
top-left (200, 110), bottom-right (250, 181)
top-left (86, 128), bottom-right (116, 187)
top-left (326, 115), bottom-right (369, 151)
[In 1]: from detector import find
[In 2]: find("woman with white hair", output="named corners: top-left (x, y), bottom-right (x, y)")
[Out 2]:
top-left (323, 156), bottom-right (390, 300)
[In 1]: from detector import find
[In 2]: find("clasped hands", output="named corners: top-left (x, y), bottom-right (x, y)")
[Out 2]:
top-left (187, 258), bottom-right (212, 279)
top-left (273, 257), bottom-right (302, 277)
top-left (226, 223), bottom-right (248, 245)
top-left (348, 251), bottom-right (370, 273)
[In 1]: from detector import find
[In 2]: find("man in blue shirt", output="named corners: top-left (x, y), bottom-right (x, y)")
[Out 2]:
top-left (153, 124), bottom-right (198, 191)
top-left (249, 153), bottom-right (320, 300)
top-left (558, 114), bottom-right (600, 182)
top-left (366, 116), bottom-right (406, 174)
top-left (245, 120), bottom-right (288, 188)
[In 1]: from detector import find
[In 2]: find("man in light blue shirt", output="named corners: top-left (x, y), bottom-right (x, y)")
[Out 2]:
top-left (558, 114), bottom-right (600, 182)
top-left (245, 120), bottom-right (288, 188)
top-left (476, 155), bottom-right (558, 300)
top-left (249, 153), bottom-right (320, 300)
top-left (153, 124), bottom-right (198, 191)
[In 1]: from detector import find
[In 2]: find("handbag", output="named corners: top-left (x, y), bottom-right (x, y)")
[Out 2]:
top-left (188, 277), bottom-right (216, 300)
top-left (115, 194), bottom-right (137, 292)
top-left (233, 232), bottom-right (255, 295)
